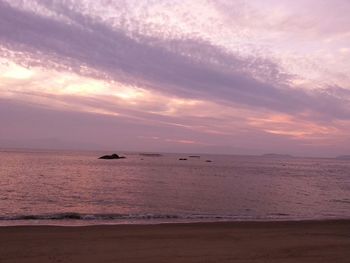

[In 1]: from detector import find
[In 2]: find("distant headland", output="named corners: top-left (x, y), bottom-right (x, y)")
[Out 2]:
top-left (139, 153), bottom-right (163, 157)
top-left (261, 153), bottom-right (294, 158)
top-left (336, 155), bottom-right (350, 160)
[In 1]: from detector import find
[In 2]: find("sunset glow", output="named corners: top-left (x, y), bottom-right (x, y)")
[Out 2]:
top-left (1, 0), bottom-right (350, 156)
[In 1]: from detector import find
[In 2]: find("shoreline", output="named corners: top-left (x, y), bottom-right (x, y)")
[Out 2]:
top-left (1, 219), bottom-right (349, 262)
top-left (0, 217), bottom-right (349, 227)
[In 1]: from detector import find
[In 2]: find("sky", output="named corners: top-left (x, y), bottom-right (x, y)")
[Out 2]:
top-left (0, 0), bottom-right (350, 157)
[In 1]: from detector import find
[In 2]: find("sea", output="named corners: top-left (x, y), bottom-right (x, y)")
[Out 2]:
top-left (0, 149), bottom-right (349, 226)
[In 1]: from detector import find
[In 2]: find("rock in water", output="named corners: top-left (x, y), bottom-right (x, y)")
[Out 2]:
top-left (98, 153), bottom-right (126, 159)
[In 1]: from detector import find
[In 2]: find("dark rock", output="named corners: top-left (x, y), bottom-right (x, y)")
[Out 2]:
top-left (205, 160), bottom-right (212, 162)
top-left (179, 158), bottom-right (188, 161)
top-left (98, 153), bottom-right (126, 159)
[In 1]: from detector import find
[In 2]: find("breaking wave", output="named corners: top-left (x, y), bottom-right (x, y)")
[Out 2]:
top-left (0, 212), bottom-right (245, 221)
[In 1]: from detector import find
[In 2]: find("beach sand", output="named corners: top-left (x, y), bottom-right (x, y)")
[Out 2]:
top-left (0, 220), bottom-right (349, 262)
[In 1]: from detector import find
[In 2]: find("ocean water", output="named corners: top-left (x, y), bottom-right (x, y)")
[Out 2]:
top-left (0, 149), bottom-right (349, 225)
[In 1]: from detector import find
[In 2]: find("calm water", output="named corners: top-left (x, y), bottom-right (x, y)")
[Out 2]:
top-left (0, 150), bottom-right (349, 225)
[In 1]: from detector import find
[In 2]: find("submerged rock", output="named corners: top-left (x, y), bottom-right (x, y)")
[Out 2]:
top-left (98, 153), bottom-right (126, 160)
top-left (179, 158), bottom-right (188, 161)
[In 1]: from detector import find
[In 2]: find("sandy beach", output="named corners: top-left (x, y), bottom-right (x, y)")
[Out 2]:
top-left (0, 220), bottom-right (349, 262)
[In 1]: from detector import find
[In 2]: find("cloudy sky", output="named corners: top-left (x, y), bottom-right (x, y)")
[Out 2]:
top-left (0, 0), bottom-right (349, 156)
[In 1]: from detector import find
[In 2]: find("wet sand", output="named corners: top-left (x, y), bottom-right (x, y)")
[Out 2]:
top-left (0, 220), bottom-right (349, 262)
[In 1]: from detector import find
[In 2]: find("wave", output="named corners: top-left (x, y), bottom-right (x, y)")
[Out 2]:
top-left (0, 212), bottom-right (345, 226)
top-left (0, 212), bottom-right (256, 221)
